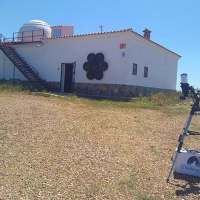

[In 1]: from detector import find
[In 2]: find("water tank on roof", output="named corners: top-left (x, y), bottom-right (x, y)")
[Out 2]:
top-left (17, 20), bottom-right (51, 42)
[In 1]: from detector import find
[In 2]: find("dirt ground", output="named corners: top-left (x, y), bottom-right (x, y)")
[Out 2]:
top-left (1, 92), bottom-right (200, 200)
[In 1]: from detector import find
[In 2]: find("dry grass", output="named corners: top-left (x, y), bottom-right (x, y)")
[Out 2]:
top-left (0, 92), bottom-right (200, 200)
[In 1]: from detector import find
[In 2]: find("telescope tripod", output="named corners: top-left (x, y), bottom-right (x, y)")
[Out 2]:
top-left (167, 102), bottom-right (200, 182)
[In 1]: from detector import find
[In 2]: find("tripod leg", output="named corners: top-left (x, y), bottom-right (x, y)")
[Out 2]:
top-left (167, 151), bottom-right (181, 182)
top-left (166, 114), bottom-right (193, 182)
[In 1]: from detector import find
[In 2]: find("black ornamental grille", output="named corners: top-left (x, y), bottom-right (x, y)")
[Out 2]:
top-left (83, 53), bottom-right (108, 80)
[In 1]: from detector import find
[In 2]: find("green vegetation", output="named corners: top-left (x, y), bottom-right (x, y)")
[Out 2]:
top-left (0, 83), bottom-right (25, 92)
top-left (124, 167), bottom-right (157, 199)
top-left (149, 146), bottom-right (161, 155)
top-left (31, 91), bottom-right (51, 97)
top-left (0, 132), bottom-right (7, 140)
top-left (0, 83), bottom-right (191, 114)
top-left (81, 91), bottom-right (184, 107)
top-left (125, 167), bottom-right (137, 193)
top-left (138, 194), bottom-right (156, 200)
top-left (80, 91), bottom-right (190, 115)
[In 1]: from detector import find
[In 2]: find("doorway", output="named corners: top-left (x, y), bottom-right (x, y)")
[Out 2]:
top-left (60, 63), bottom-right (76, 93)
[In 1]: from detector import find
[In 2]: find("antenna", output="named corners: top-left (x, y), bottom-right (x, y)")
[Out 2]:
top-left (99, 25), bottom-right (103, 33)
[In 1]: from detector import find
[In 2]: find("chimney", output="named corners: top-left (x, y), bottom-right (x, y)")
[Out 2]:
top-left (143, 28), bottom-right (151, 40)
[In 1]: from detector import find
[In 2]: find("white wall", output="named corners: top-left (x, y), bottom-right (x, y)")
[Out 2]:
top-left (11, 33), bottom-right (130, 85)
top-left (125, 33), bottom-right (179, 90)
top-left (0, 31), bottom-right (180, 90)
top-left (0, 51), bottom-right (4, 79)
top-left (0, 50), bottom-right (27, 81)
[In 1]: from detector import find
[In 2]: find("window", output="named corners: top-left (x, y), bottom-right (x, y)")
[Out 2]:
top-left (144, 66), bottom-right (148, 78)
top-left (132, 63), bottom-right (137, 75)
top-left (53, 29), bottom-right (61, 37)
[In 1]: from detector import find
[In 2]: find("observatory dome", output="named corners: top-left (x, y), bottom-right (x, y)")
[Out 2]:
top-left (17, 20), bottom-right (51, 42)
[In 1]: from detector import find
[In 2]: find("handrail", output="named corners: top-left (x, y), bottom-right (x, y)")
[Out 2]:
top-left (0, 33), bottom-right (39, 75)
top-left (12, 29), bottom-right (47, 42)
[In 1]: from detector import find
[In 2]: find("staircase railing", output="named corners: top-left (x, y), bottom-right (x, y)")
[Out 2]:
top-left (0, 33), bottom-right (39, 75)
top-left (12, 29), bottom-right (47, 42)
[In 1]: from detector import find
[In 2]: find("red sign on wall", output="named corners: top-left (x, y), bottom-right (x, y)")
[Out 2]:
top-left (120, 43), bottom-right (126, 49)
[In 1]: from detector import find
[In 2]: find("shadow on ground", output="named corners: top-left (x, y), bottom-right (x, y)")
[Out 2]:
top-left (170, 173), bottom-right (200, 197)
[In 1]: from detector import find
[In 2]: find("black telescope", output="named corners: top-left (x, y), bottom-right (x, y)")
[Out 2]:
top-left (180, 73), bottom-right (200, 109)
top-left (180, 73), bottom-right (190, 100)
top-left (167, 73), bottom-right (200, 182)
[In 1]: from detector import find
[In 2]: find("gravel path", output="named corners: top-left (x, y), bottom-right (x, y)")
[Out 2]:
top-left (0, 92), bottom-right (200, 200)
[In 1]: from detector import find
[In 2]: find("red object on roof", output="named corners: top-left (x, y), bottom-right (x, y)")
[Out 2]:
top-left (120, 43), bottom-right (126, 49)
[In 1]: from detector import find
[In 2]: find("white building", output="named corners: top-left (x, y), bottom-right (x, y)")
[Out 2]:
top-left (0, 20), bottom-right (181, 97)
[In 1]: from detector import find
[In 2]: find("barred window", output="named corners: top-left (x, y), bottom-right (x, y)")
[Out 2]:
top-left (144, 66), bottom-right (148, 78)
top-left (132, 63), bottom-right (137, 75)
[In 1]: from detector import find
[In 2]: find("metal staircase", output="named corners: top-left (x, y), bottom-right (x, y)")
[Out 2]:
top-left (0, 34), bottom-right (49, 91)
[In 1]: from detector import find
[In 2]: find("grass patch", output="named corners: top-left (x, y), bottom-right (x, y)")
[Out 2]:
top-left (31, 92), bottom-right (51, 98)
top-left (0, 83), bottom-right (25, 92)
top-left (87, 186), bottom-right (101, 199)
top-left (81, 91), bottom-right (189, 114)
top-left (125, 166), bottom-right (137, 193)
top-left (138, 194), bottom-right (156, 200)
top-left (146, 91), bottom-right (181, 106)
top-left (0, 84), bottom-right (191, 115)
top-left (0, 132), bottom-right (7, 140)
top-left (160, 104), bottom-right (190, 115)
top-left (149, 146), bottom-right (161, 155)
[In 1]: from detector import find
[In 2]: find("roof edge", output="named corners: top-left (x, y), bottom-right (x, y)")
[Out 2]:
top-left (129, 29), bottom-right (181, 58)
top-left (44, 28), bottom-right (181, 58)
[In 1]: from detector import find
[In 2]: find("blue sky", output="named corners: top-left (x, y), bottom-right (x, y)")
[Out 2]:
top-left (0, 0), bottom-right (199, 89)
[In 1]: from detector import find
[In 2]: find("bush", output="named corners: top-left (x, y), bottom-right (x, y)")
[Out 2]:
top-left (0, 83), bottom-right (25, 92)
top-left (148, 91), bottom-right (182, 106)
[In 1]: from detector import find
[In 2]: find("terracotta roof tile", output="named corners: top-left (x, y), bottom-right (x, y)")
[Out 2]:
top-left (51, 25), bottom-right (73, 28)
top-left (46, 28), bottom-right (132, 39)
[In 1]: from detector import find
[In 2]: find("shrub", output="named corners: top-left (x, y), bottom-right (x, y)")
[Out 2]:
top-left (137, 91), bottom-right (182, 106)
top-left (0, 83), bottom-right (24, 92)
top-left (149, 91), bottom-right (182, 106)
